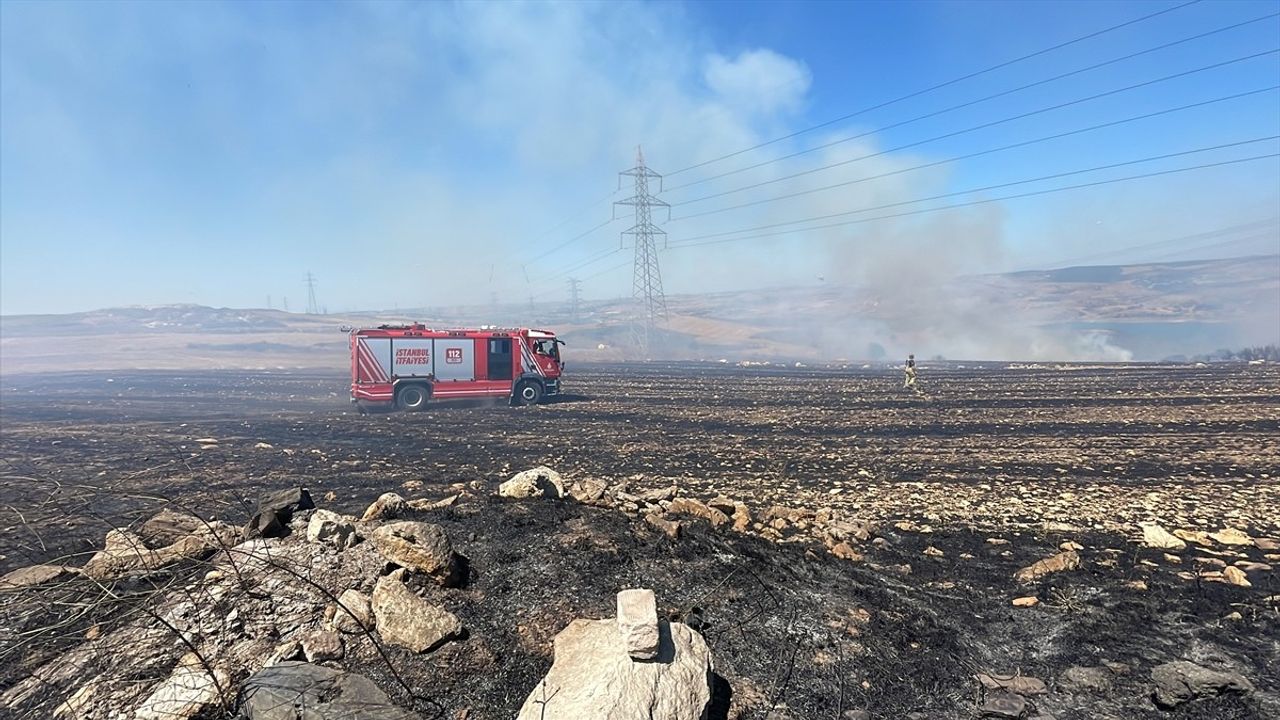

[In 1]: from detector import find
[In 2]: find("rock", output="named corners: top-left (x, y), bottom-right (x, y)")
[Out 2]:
top-left (1210, 528), bottom-right (1253, 546)
top-left (1011, 596), bottom-right (1039, 607)
top-left (1059, 665), bottom-right (1112, 693)
top-left (499, 466), bottom-right (566, 499)
top-left (361, 492), bottom-right (407, 521)
top-left (82, 530), bottom-right (217, 581)
top-left (133, 653), bottom-right (229, 720)
top-left (140, 509), bottom-right (207, 546)
top-left (617, 589), bottom-right (660, 660)
top-left (406, 494), bottom-right (461, 512)
top-left (764, 505), bottom-right (815, 523)
top-left (1222, 565), bottom-right (1251, 586)
top-left (637, 486), bottom-right (677, 503)
top-left (825, 519), bottom-right (876, 543)
top-left (307, 509), bottom-right (357, 549)
top-left (981, 691), bottom-right (1026, 718)
top-left (332, 589), bottom-right (374, 634)
top-left (369, 521), bottom-right (462, 587)
top-left (1014, 551), bottom-right (1081, 582)
top-left (371, 570), bottom-right (463, 653)
top-left (301, 628), bottom-right (344, 662)
top-left (924, 546), bottom-right (944, 557)
top-left (830, 542), bottom-right (863, 562)
top-left (242, 662), bottom-right (419, 720)
top-left (667, 498), bottom-right (730, 528)
top-left (246, 487), bottom-right (314, 538)
top-left (515, 618), bottom-right (713, 720)
top-left (977, 673), bottom-right (1047, 695)
top-left (731, 504), bottom-right (751, 532)
top-left (568, 478), bottom-right (609, 505)
top-left (1254, 537), bottom-right (1279, 551)
top-left (1141, 523), bottom-right (1186, 550)
top-left (0, 564), bottom-right (71, 589)
top-left (707, 495), bottom-right (737, 514)
top-left (1151, 660), bottom-right (1254, 708)
top-left (1173, 529), bottom-right (1215, 547)
top-left (644, 513), bottom-right (683, 540)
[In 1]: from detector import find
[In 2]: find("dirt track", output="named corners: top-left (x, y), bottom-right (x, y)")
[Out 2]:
top-left (1, 363), bottom-right (1278, 719)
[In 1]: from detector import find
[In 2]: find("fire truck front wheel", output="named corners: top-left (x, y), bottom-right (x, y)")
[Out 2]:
top-left (395, 383), bottom-right (431, 412)
top-left (513, 380), bottom-right (544, 406)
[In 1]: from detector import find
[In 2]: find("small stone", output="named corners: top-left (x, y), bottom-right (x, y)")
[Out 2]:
top-left (1059, 541), bottom-right (1084, 551)
top-left (667, 498), bottom-right (730, 528)
top-left (1059, 665), bottom-right (1112, 693)
top-left (1014, 551), bottom-right (1081, 582)
top-left (1222, 566), bottom-right (1251, 586)
top-left (981, 691), bottom-right (1026, 718)
top-left (924, 546), bottom-right (944, 557)
top-left (332, 589), bottom-right (373, 634)
top-left (643, 513), bottom-right (682, 540)
top-left (301, 628), bottom-right (344, 662)
top-left (986, 538), bottom-right (1010, 546)
top-left (616, 589), bottom-right (659, 661)
top-left (830, 542), bottom-right (862, 562)
top-left (1011, 596), bottom-right (1039, 607)
top-left (307, 509), bottom-right (357, 549)
top-left (499, 466), bottom-right (566, 499)
top-left (1209, 528), bottom-right (1253, 546)
top-left (0, 564), bottom-right (70, 589)
top-left (1173, 529), bottom-right (1215, 547)
top-left (360, 492), bottom-right (407, 522)
top-left (976, 673), bottom-right (1047, 695)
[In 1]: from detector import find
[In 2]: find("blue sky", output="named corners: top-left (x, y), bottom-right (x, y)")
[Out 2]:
top-left (2, 0), bottom-right (1277, 314)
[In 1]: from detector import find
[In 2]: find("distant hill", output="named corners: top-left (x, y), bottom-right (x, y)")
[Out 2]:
top-left (1, 255), bottom-right (1276, 372)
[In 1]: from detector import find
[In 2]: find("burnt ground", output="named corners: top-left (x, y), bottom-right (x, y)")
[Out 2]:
top-left (0, 362), bottom-right (1278, 719)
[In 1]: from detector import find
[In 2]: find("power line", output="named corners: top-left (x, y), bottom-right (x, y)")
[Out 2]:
top-left (304, 271), bottom-right (320, 315)
top-left (671, 137), bottom-right (1279, 245)
top-left (667, 152), bottom-right (1280, 250)
top-left (667, 0), bottom-right (1203, 176)
top-left (1019, 218), bottom-right (1280, 269)
top-left (666, 11), bottom-right (1278, 193)
top-left (672, 48), bottom-right (1280, 207)
top-left (670, 85), bottom-right (1279, 222)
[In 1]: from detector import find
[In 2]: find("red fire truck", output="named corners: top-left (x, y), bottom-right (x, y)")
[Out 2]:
top-left (349, 324), bottom-right (563, 410)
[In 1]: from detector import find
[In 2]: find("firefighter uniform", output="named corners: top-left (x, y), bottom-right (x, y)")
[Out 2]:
top-left (904, 355), bottom-right (924, 395)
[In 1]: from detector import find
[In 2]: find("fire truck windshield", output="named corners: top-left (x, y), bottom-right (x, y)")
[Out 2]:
top-left (533, 339), bottom-right (560, 361)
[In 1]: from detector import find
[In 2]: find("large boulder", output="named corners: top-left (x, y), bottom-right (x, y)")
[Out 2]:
top-left (241, 661), bottom-right (419, 720)
top-left (368, 521), bottom-right (463, 587)
top-left (1151, 660), bottom-right (1254, 708)
top-left (370, 570), bottom-right (463, 654)
top-left (499, 466), bottom-right (566, 499)
top-left (515, 618), bottom-right (714, 720)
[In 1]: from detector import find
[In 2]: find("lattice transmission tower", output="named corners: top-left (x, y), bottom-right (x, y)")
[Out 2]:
top-left (304, 272), bottom-right (321, 315)
top-left (613, 147), bottom-right (670, 357)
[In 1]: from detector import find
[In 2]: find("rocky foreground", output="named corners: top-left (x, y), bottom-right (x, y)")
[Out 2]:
top-left (1, 466), bottom-right (1277, 720)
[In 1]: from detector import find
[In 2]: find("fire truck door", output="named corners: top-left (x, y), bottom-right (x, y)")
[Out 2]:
top-left (487, 338), bottom-right (512, 380)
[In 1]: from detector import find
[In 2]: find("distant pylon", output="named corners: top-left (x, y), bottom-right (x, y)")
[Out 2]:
top-left (304, 272), bottom-right (321, 315)
top-left (567, 277), bottom-right (582, 323)
top-left (613, 146), bottom-right (670, 357)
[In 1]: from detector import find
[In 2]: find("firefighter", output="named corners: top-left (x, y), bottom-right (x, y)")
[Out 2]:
top-left (903, 354), bottom-right (924, 396)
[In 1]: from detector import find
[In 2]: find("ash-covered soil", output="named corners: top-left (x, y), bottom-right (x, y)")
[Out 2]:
top-left (1, 362), bottom-right (1278, 719)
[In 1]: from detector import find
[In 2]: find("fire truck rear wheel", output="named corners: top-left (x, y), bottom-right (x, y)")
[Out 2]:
top-left (395, 383), bottom-right (431, 412)
top-left (514, 380), bottom-right (543, 406)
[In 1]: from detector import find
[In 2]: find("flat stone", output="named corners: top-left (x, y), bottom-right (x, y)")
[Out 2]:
top-left (133, 653), bottom-right (228, 720)
top-left (1014, 551), bottom-right (1081, 582)
top-left (568, 479), bottom-right (609, 505)
top-left (1151, 660), bottom-right (1254, 708)
top-left (241, 661), bottom-right (419, 720)
top-left (1059, 665), bottom-right (1112, 693)
top-left (1209, 528), bottom-right (1253, 546)
top-left (370, 570), bottom-right (462, 654)
top-left (0, 564), bottom-right (71, 589)
top-left (369, 521), bottom-right (462, 587)
top-left (977, 672), bottom-right (1047, 695)
top-left (246, 487), bottom-right (313, 538)
top-left (981, 691), bottom-right (1026, 718)
top-left (1141, 523), bottom-right (1186, 550)
top-left (616, 588), bottom-right (660, 661)
top-left (1011, 596), bottom-right (1039, 607)
top-left (644, 513), bottom-right (682, 540)
top-left (1222, 566), bottom-right (1251, 586)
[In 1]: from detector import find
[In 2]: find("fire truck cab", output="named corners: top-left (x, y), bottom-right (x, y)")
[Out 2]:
top-left (350, 324), bottom-right (563, 410)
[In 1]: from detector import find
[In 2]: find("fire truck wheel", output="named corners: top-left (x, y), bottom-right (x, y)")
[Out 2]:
top-left (513, 380), bottom-right (543, 406)
top-left (395, 383), bottom-right (431, 412)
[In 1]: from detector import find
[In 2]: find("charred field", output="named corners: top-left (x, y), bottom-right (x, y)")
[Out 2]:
top-left (0, 362), bottom-right (1278, 719)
